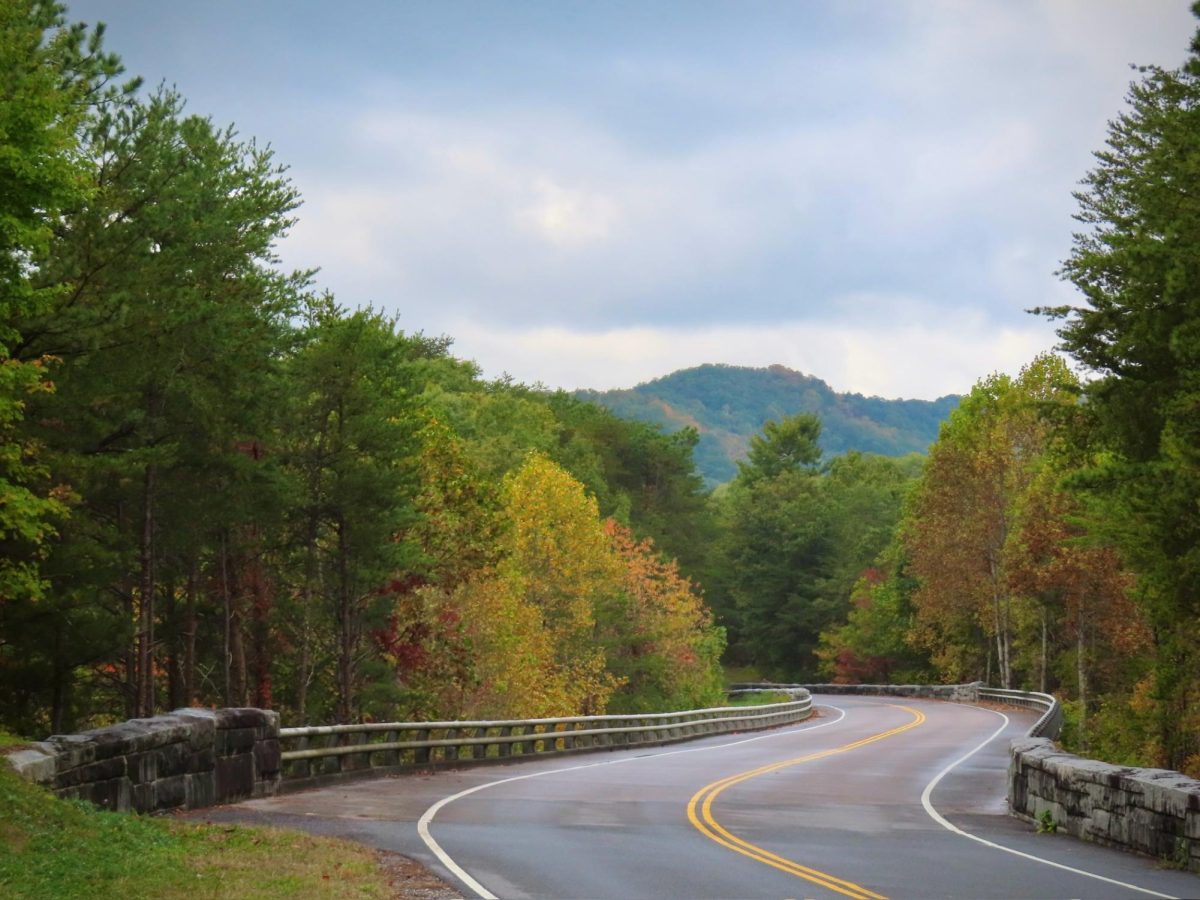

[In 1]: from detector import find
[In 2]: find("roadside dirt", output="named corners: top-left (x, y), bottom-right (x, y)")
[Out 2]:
top-left (376, 851), bottom-right (463, 899)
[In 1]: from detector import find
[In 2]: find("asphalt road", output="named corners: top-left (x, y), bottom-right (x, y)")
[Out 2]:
top-left (197, 696), bottom-right (1200, 899)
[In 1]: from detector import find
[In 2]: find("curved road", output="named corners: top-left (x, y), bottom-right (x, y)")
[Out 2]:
top-left (202, 697), bottom-right (1198, 899)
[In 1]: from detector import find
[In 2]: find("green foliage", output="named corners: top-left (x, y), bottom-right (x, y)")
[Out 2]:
top-left (0, 0), bottom-right (131, 609)
top-left (817, 542), bottom-right (933, 684)
top-left (1036, 11), bottom-right (1200, 771)
top-left (1058, 693), bottom-right (1159, 770)
top-left (714, 412), bottom-right (917, 679)
top-left (279, 301), bottom-right (425, 723)
top-left (737, 413), bottom-right (822, 483)
top-left (3, 72), bottom-right (306, 728)
top-left (903, 356), bottom-right (1086, 688)
top-left (600, 520), bottom-right (726, 713)
top-left (1036, 808), bottom-right (1058, 834)
top-left (579, 363), bottom-right (958, 485)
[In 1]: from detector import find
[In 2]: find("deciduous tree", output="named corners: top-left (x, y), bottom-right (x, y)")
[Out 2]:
top-left (1037, 11), bottom-right (1200, 771)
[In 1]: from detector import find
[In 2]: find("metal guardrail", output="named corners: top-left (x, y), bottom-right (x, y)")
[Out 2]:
top-left (732, 681), bottom-right (1063, 741)
top-left (977, 686), bottom-right (1062, 739)
top-left (278, 696), bottom-right (812, 786)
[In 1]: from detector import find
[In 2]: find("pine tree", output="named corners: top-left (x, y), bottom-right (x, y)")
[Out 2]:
top-left (1038, 11), bottom-right (1200, 770)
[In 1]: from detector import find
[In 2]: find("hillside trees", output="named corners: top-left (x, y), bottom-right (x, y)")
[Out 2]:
top-left (579, 363), bottom-right (959, 484)
top-left (1037, 22), bottom-right (1200, 770)
top-left (279, 303), bottom-right (424, 723)
top-left (6, 71), bottom-right (303, 724)
top-left (714, 414), bottom-right (916, 679)
top-left (0, 4), bottom-right (755, 735)
top-left (899, 353), bottom-right (1153, 751)
top-left (905, 357), bottom-right (1078, 686)
top-left (0, 1), bottom-right (131, 610)
top-left (815, 545), bottom-right (931, 685)
top-left (376, 452), bottom-right (724, 720)
top-left (601, 520), bottom-right (725, 712)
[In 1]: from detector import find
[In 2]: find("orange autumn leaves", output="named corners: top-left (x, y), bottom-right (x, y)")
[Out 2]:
top-left (902, 355), bottom-right (1151, 705)
top-left (383, 450), bottom-right (725, 720)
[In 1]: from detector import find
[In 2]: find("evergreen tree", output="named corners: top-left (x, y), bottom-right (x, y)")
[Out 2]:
top-left (1038, 11), bottom-right (1200, 770)
top-left (280, 301), bottom-right (423, 724)
top-left (0, 1), bottom-right (130, 612)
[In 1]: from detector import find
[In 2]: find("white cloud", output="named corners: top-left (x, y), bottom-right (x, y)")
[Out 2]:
top-left (265, 1), bottom-right (1190, 397)
top-left (441, 312), bottom-right (1061, 400)
top-left (280, 99), bottom-right (1075, 329)
top-left (518, 178), bottom-right (620, 247)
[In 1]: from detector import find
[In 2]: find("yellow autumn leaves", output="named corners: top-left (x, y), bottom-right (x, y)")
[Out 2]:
top-left (396, 452), bottom-right (725, 720)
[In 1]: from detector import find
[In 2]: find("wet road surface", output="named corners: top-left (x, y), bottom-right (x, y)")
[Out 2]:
top-left (195, 696), bottom-right (1199, 899)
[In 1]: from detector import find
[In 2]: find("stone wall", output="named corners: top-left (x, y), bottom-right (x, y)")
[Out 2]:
top-left (800, 682), bottom-right (981, 702)
top-left (1009, 736), bottom-right (1200, 872)
top-left (729, 682), bottom-right (982, 702)
top-left (5, 707), bottom-right (280, 814)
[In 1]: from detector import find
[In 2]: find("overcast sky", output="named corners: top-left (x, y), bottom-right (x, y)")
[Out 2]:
top-left (65, 1), bottom-right (1196, 399)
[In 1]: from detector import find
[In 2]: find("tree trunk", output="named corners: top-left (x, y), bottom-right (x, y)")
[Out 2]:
top-left (164, 574), bottom-right (184, 711)
top-left (1077, 618), bottom-right (1088, 750)
top-left (136, 463), bottom-right (157, 717)
top-left (987, 553), bottom-right (1011, 688)
top-left (336, 517), bottom-right (353, 724)
top-left (231, 601), bottom-right (247, 707)
top-left (297, 635), bottom-right (310, 721)
top-left (122, 583), bottom-right (136, 719)
top-left (246, 528), bottom-right (272, 709)
top-left (1040, 608), bottom-right (1048, 695)
top-left (50, 626), bottom-right (68, 733)
top-left (184, 563), bottom-right (197, 705)
top-left (220, 532), bottom-right (248, 706)
top-left (296, 575), bottom-right (316, 723)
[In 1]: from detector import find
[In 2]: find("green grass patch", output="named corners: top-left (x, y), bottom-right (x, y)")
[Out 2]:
top-left (0, 730), bottom-right (30, 749)
top-left (0, 758), bottom-right (394, 899)
top-left (728, 691), bottom-right (794, 706)
top-left (721, 665), bottom-right (767, 684)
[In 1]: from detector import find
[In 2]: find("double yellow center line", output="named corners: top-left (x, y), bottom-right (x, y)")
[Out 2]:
top-left (686, 704), bottom-right (927, 900)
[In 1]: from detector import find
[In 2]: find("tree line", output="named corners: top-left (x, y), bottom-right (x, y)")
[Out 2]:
top-left (818, 17), bottom-right (1200, 776)
top-left (4, 1), bottom-right (1198, 782)
top-left (1, 2), bottom-right (724, 734)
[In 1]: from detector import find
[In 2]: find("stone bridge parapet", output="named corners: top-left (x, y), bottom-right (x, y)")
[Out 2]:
top-left (1010, 736), bottom-right (1200, 872)
top-left (5, 707), bottom-right (280, 814)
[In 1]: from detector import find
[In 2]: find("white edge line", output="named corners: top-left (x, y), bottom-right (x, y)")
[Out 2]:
top-left (920, 705), bottom-right (1177, 900)
top-left (417, 705), bottom-right (849, 899)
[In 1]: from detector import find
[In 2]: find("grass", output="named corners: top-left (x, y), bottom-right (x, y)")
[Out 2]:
top-left (0, 731), bottom-right (29, 749)
top-left (728, 690), bottom-right (795, 706)
top-left (721, 665), bottom-right (767, 684)
top-left (0, 731), bottom-right (397, 900)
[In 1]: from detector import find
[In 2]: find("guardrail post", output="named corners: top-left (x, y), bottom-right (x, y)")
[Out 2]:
top-left (290, 735), bottom-right (310, 779)
top-left (379, 729), bottom-right (399, 768)
top-left (413, 728), bottom-right (429, 766)
top-left (344, 732), bottom-right (359, 772)
top-left (471, 727), bottom-right (485, 760)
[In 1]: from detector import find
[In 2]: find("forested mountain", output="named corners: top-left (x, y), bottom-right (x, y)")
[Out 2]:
top-left (577, 364), bottom-right (958, 484)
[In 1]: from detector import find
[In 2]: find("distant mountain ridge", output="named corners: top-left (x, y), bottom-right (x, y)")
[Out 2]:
top-left (576, 364), bottom-right (959, 485)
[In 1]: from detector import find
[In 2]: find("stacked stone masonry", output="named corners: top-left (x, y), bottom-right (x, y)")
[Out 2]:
top-left (800, 682), bottom-right (981, 702)
top-left (5, 707), bottom-right (280, 814)
top-left (1009, 736), bottom-right (1200, 873)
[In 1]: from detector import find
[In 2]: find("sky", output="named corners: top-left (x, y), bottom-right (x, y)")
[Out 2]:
top-left (64, 1), bottom-right (1197, 400)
